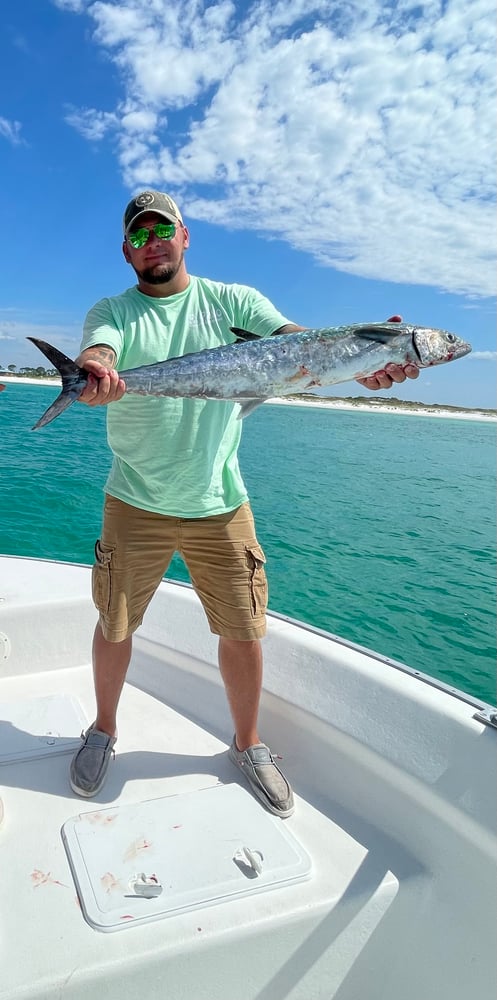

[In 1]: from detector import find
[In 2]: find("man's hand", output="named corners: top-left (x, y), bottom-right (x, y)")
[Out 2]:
top-left (76, 348), bottom-right (126, 407)
top-left (356, 315), bottom-right (420, 391)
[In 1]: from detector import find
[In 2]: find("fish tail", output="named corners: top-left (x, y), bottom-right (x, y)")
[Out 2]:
top-left (27, 338), bottom-right (89, 429)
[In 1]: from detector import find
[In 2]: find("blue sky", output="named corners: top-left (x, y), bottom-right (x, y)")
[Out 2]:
top-left (1, 0), bottom-right (495, 407)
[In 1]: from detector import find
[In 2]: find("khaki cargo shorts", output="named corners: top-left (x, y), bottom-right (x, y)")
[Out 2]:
top-left (92, 495), bottom-right (268, 642)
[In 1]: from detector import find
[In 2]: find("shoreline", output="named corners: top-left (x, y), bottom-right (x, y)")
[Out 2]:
top-left (266, 397), bottom-right (497, 422)
top-left (1, 376), bottom-right (62, 386)
top-left (1, 376), bottom-right (495, 422)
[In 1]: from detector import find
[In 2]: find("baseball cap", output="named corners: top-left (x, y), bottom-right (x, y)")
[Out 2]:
top-left (123, 190), bottom-right (183, 233)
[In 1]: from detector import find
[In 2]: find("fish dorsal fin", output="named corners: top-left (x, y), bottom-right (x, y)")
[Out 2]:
top-left (354, 325), bottom-right (404, 343)
top-left (230, 327), bottom-right (261, 342)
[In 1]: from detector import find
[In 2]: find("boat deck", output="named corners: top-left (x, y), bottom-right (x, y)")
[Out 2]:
top-left (0, 652), bottom-right (400, 999)
top-left (0, 556), bottom-right (495, 1000)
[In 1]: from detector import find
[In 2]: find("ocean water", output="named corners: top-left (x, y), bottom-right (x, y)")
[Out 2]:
top-left (1, 382), bottom-right (495, 705)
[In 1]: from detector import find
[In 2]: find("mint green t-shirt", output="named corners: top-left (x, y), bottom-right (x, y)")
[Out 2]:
top-left (80, 276), bottom-right (290, 517)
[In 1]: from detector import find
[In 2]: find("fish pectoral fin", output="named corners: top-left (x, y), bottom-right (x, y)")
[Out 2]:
top-left (236, 398), bottom-right (266, 419)
top-left (230, 327), bottom-right (261, 342)
top-left (354, 324), bottom-right (405, 343)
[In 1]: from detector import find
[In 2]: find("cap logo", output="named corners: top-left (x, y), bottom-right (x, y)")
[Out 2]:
top-left (135, 192), bottom-right (156, 208)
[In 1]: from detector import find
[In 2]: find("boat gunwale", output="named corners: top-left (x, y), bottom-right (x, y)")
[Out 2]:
top-left (1, 552), bottom-right (495, 716)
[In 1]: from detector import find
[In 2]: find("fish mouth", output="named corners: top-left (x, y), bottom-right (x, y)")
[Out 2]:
top-left (448, 342), bottom-right (472, 363)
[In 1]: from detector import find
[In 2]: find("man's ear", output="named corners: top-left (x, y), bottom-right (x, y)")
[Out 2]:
top-left (122, 240), bottom-right (131, 264)
top-left (182, 226), bottom-right (190, 250)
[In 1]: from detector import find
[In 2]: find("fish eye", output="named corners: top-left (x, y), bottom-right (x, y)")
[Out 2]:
top-left (446, 334), bottom-right (457, 343)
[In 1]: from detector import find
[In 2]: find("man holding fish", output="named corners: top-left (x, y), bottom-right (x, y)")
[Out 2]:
top-left (66, 189), bottom-right (426, 814)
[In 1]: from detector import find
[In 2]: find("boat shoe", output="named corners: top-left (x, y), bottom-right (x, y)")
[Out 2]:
top-left (69, 726), bottom-right (116, 798)
top-left (228, 738), bottom-right (294, 818)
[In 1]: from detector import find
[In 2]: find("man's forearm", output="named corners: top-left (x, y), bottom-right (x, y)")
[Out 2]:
top-left (76, 344), bottom-right (117, 368)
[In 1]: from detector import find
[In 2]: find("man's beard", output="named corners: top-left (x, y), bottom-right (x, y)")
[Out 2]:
top-left (136, 257), bottom-right (182, 286)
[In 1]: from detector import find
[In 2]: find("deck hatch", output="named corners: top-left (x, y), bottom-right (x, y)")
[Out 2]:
top-left (62, 783), bottom-right (312, 931)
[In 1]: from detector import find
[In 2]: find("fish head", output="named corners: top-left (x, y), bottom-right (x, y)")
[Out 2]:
top-left (412, 327), bottom-right (472, 367)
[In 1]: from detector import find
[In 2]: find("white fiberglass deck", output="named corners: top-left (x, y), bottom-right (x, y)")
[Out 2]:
top-left (0, 555), bottom-right (495, 1000)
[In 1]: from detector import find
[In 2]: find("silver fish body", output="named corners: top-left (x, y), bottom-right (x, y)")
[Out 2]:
top-left (28, 322), bottom-right (471, 429)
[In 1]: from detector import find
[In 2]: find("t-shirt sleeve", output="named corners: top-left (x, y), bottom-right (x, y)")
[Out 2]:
top-left (230, 285), bottom-right (292, 338)
top-left (80, 298), bottom-right (125, 361)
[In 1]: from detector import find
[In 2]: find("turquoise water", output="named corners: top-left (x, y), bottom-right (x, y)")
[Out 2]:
top-left (1, 382), bottom-right (495, 705)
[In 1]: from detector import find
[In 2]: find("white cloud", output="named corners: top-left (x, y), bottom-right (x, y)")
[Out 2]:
top-left (64, 106), bottom-right (119, 141)
top-left (0, 117), bottom-right (24, 145)
top-left (52, 0), bottom-right (89, 11)
top-left (470, 351), bottom-right (497, 361)
top-left (60, 0), bottom-right (496, 298)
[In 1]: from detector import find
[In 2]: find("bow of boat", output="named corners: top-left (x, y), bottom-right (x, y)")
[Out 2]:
top-left (0, 554), bottom-right (495, 1000)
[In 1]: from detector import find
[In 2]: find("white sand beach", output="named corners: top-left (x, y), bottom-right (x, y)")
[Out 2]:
top-left (1, 376), bottom-right (62, 386)
top-left (1, 376), bottom-right (495, 421)
top-left (266, 397), bottom-right (497, 422)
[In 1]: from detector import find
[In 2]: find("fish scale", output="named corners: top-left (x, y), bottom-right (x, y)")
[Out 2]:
top-left (27, 321), bottom-right (471, 428)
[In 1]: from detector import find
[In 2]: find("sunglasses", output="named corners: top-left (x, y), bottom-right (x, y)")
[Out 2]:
top-left (127, 222), bottom-right (177, 249)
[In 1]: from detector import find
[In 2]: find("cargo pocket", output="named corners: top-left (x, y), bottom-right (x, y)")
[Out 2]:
top-left (245, 544), bottom-right (268, 617)
top-left (91, 539), bottom-right (114, 615)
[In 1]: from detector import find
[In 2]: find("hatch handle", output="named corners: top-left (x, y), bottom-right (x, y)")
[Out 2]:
top-left (127, 873), bottom-right (163, 898)
top-left (233, 846), bottom-right (264, 877)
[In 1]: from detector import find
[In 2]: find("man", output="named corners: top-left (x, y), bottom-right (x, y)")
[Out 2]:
top-left (69, 190), bottom-right (419, 816)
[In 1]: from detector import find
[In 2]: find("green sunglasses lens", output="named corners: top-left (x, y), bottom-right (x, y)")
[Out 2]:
top-left (128, 223), bottom-right (176, 248)
top-left (128, 227), bottom-right (149, 249)
top-left (154, 223), bottom-right (176, 240)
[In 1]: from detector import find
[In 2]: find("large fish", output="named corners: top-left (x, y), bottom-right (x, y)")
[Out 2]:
top-left (28, 322), bottom-right (471, 429)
